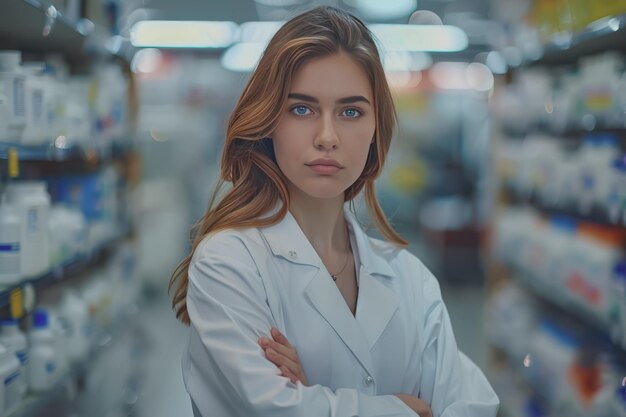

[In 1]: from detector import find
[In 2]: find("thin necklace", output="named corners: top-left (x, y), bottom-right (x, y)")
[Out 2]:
top-left (330, 235), bottom-right (351, 282)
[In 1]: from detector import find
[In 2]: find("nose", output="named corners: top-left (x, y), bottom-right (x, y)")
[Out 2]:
top-left (313, 114), bottom-right (339, 151)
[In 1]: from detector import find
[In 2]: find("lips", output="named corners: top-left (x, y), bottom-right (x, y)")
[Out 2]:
top-left (305, 158), bottom-right (343, 168)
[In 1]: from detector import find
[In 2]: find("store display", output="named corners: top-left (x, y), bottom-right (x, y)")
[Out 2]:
top-left (0, 197), bottom-right (20, 285)
top-left (21, 62), bottom-right (48, 146)
top-left (4, 181), bottom-right (50, 280)
top-left (48, 204), bottom-right (87, 266)
top-left (0, 320), bottom-right (28, 398)
top-left (58, 289), bottom-right (90, 362)
top-left (0, 342), bottom-right (22, 416)
top-left (27, 308), bottom-right (58, 392)
top-left (0, 51), bottom-right (25, 142)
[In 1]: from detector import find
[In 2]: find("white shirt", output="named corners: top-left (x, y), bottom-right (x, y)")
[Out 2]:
top-left (182, 204), bottom-right (499, 417)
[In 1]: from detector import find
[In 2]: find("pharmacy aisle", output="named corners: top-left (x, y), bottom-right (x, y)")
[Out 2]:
top-left (0, 1), bottom-right (152, 416)
top-left (487, 0), bottom-right (626, 415)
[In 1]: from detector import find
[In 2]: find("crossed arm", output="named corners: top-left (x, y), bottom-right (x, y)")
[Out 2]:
top-left (258, 327), bottom-right (433, 417)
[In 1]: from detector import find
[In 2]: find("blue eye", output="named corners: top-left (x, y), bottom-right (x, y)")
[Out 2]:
top-left (343, 108), bottom-right (362, 118)
top-left (291, 105), bottom-right (312, 116)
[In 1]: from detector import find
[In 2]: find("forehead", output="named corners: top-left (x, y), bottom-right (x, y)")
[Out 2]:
top-left (289, 52), bottom-right (373, 101)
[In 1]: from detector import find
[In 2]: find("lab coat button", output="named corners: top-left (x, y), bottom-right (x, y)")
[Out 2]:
top-left (363, 376), bottom-right (375, 386)
top-left (288, 250), bottom-right (297, 259)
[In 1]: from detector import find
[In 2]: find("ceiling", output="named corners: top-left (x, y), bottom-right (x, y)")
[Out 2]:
top-left (118, 0), bottom-right (495, 62)
top-left (120, 0), bottom-right (492, 25)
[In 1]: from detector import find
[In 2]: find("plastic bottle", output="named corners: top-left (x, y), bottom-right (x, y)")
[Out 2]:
top-left (59, 289), bottom-right (90, 362)
top-left (0, 196), bottom-right (21, 285)
top-left (28, 309), bottom-right (57, 392)
top-left (5, 182), bottom-right (51, 279)
top-left (0, 320), bottom-right (27, 400)
top-left (21, 62), bottom-right (48, 146)
top-left (0, 51), bottom-right (26, 142)
top-left (0, 342), bottom-right (22, 416)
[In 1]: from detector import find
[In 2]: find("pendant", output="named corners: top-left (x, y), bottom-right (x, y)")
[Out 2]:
top-left (331, 275), bottom-right (337, 281)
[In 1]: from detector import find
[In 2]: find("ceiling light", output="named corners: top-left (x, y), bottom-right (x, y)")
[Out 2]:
top-left (130, 20), bottom-right (238, 48)
top-left (345, 0), bottom-right (417, 20)
top-left (370, 24), bottom-right (468, 52)
top-left (239, 21), bottom-right (284, 44)
top-left (383, 51), bottom-right (432, 72)
top-left (430, 62), bottom-right (494, 91)
top-left (222, 43), bottom-right (265, 72)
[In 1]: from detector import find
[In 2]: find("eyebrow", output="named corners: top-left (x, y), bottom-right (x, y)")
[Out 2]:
top-left (287, 93), bottom-right (371, 105)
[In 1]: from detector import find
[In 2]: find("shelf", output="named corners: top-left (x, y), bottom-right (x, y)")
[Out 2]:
top-left (491, 343), bottom-right (626, 417)
top-left (502, 186), bottom-right (626, 230)
top-left (9, 304), bottom-right (142, 417)
top-left (529, 14), bottom-right (626, 66)
top-left (0, 0), bottom-right (86, 60)
top-left (510, 265), bottom-right (611, 334)
top-left (0, 141), bottom-right (135, 169)
top-left (0, 235), bottom-right (123, 317)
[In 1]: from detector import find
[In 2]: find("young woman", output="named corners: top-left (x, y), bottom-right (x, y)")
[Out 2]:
top-left (169, 6), bottom-right (499, 417)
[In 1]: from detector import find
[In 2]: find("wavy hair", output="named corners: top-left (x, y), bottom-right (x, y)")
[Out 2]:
top-left (169, 5), bottom-right (407, 324)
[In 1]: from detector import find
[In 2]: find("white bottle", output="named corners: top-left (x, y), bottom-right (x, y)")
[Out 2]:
top-left (0, 51), bottom-right (26, 142)
top-left (0, 197), bottom-right (21, 285)
top-left (59, 289), bottom-right (89, 362)
top-left (28, 309), bottom-right (57, 392)
top-left (5, 182), bottom-right (51, 279)
top-left (21, 63), bottom-right (48, 146)
top-left (0, 320), bottom-right (27, 399)
top-left (45, 308), bottom-right (67, 377)
top-left (0, 342), bottom-right (22, 416)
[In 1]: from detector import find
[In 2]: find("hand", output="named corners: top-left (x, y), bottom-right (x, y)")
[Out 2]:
top-left (394, 393), bottom-right (432, 417)
top-left (258, 327), bottom-right (309, 386)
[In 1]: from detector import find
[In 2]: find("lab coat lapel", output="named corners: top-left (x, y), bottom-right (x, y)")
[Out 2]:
top-left (355, 267), bottom-right (399, 350)
top-left (303, 271), bottom-right (375, 377)
top-left (344, 208), bottom-right (399, 350)
top-left (260, 205), bottom-right (376, 376)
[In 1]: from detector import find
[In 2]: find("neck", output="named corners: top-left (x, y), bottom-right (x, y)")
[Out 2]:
top-left (287, 188), bottom-right (348, 256)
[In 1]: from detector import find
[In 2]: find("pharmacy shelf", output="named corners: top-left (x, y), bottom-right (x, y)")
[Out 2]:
top-left (491, 343), bottom-right (626, 417)
top-left (502, 186), bottom-right (626, 229)
top-left (503, 262), bottom-right (615, 345)
top-left (0, 0), bottom-right (86, 59)
top-left (529, 14), bottom-right (626, 66)
top-left (0, 234), bottom-right (123, 318)
top-left (0, 141), bottom-right (134, 166)
top-left (9, 304), bottom-right (143, 417)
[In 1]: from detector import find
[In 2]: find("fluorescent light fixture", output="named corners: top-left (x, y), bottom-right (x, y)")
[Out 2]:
top-left (131, 20), bottom-right (238, 48)
top-left (239, 21), bottom-right (284, 44)
top-left (222, 42), bottom-right (266, 72)
top-left (430, 62), bottom-right (494, 91)
top-left (370, 24), bottom-right (468, 52)
top-left (383, 51), bottom-right (432, 72)
top-left (345, 0), bottom-right (417, 20)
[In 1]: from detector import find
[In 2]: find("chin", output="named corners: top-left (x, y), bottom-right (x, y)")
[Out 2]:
top-left (294, 182), bottom-right (348, 201)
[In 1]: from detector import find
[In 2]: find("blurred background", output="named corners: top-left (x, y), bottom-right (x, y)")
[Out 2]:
top-left (2, 0), bottom-right (626, 416)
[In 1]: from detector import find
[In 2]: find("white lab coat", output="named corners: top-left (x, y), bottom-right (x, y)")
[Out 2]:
top-left (182, 203), bottom-right (499, 417)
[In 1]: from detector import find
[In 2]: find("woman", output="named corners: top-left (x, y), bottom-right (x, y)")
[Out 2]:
top-left (169, 6), bottom-right (499, 417)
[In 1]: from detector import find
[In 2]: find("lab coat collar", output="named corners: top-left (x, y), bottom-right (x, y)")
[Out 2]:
top-left (258, 200), bottom-right (400, 374)
top-left (259, 201), bottom-right (396, 280)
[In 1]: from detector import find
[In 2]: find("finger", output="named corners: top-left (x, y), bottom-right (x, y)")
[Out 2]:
top-left (262, 339), bottom-right (299, 363)
top-left (279, 365), bottom-right (299, 384)
top-left (271, 327), bottom-right (293, 349)
top-left (264, 348), bottom-right (300, 375)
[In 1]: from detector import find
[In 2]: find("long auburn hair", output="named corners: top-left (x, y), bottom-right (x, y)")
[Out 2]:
top-left (169, 5), bottom-right (407, 325)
